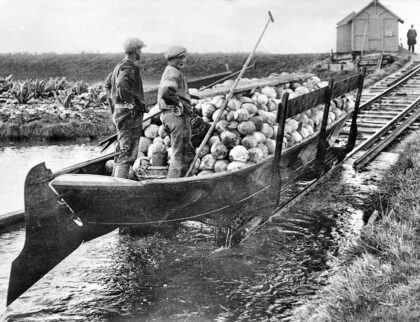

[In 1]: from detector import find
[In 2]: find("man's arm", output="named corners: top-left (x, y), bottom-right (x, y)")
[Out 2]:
top-left (116, 66), bottom-right (136, 105)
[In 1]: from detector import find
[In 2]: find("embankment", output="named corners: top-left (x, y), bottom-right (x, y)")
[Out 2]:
top-left (290, 131), bottom-right (420, 321)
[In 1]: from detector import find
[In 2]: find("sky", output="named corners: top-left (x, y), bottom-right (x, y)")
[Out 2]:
top-left (0, 0), bottom-right (419, 54)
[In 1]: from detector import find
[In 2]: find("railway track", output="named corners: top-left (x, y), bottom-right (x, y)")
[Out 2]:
top-left (242, 57), bottom-right (420, 241)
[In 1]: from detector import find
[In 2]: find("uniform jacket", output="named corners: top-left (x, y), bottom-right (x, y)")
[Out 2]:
top-left (157, 65), bottom-right (191, 113)
top-left (105, 58), bottom-right (145, 111)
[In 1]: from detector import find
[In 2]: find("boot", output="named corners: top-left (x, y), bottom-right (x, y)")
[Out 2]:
top-left (113, 164), bottom-right (130, 179)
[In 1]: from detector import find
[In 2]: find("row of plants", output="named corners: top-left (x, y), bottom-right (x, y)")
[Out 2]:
top-left (0, 74), bottom-right (107, 107)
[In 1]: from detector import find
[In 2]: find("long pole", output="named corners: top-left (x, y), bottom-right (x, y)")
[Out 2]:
top-left (185, 11), bottom-right (275, 177)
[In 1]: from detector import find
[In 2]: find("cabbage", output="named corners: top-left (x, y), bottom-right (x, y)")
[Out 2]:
top-left (153, 136), bottom-right (163, 144)
top-left (287, 118), bottom-right (299, 131)
top-left (261, 86), bottom-right (277, 99)
top-left (239, 96), bottom-right (254, 104)
top-left (241, 103), bottom-right (258, 116)
top-left (201, 102), bottom-right (216, 118)
top-left (267, 99), bottom-right (277, 112)
top-left (158, 125), bottom-right (167, 138)
top-left (202, 116), bottom-right (212, 124)
top-left (227, 98), bottom-right (241, 111)
top-left (291, 131), bottom-right (303, 144)
top-left (147, 142), bottom-right (166, 159)
top-left (212, 109), bottom-right (227, 122)
top-left (163, 135), bottom-right (171, 147)
top-left (227, 121), bottom-right (239, 131)
top-left (221, 130), bottom-right (240, 148)
top-left (227, 161), bottom-right (247, 172)
top-left (265, 139), bottom-right (276, 154)
top-left (196, 145), bottom-right (210, 158)
top-left (139, 136), bottom-right (152, 153)
top-left (299, 127), bottom-right (309, 139)
top-left (241, 135), bottom-right (258, 149)
top-left (261, 123), bottom-right (274, 139)
top-left (256, 94), bottom-right (269, 105)
top-left (249, 115), bottom-right (264, 131)
top-left (294, 86), bottom-right (310, 96)
top-left (226, 110), bottom-right (236, 121)
top-left (248, 147), bottom-right (264, 163)
top-left (234, 108), bottom-right (250, 122)
top-left (258, 110), bottom-right (276, 125)
top-left (257, 143), bottom-right (269, 158)
top-left (144, 124), bottom-right (159, 139)
top-left (211, 143), bottom-right (228, 160)
top-left (215, 120), bottom-right (229, 134)
top-left (193, 157), bottom-right (201, 173)
top-left (214, 160), bottom-right (229, 172)
top-left (238, 121), bottom-right (256, 136)
top-left (211, 95), bottom-right (225, 109)
top-left (105, 159), bottom-right (114, 174)
top-left (229, 145), bottom-right (249, 163)
top-left (306, 125), bottom-right (314, 135)
top-left (199, 154), bottom-right (216, 171)
top-left (253, 131), bottom-right (266, 144)
top-left (209, 135), bottom-right (221, 146)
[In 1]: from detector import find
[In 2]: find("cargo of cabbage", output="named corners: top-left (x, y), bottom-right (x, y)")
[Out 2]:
top-left (104, 72), bottom-right (355, 178)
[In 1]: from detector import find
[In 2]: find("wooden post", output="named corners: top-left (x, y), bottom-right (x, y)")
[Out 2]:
top-left (316, 78), bottom-right (334, 164)
top-left (273, 92), bottom-right (289, 209)
top-left (346, 68), bottom-right (366, 153)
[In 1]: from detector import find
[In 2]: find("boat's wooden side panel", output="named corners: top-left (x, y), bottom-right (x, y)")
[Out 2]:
top-left (51, 159), bottom-right (279, 226)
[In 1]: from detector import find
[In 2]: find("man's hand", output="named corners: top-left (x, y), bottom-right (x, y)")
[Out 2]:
top-left (173, 102), bottom-right (184, 116)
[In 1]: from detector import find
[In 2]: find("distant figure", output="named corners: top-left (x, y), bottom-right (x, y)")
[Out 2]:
top-left (329, 49), bottom-right (335, 63)
top-left (407, 25), bottom-right (417, 53)
top-left (355, 55), bottom-right (361, 71)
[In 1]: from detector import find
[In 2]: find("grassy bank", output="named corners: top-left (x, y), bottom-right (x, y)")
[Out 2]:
top-left (290, 132), bottom-right (420, 321)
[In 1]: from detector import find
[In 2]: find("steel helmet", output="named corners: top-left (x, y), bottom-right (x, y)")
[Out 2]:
top-left (123, 38), bottom-right (146, 53)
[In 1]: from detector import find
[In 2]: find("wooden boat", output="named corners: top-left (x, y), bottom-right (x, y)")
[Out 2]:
top-left (7, 69), bottom-right (365, 306)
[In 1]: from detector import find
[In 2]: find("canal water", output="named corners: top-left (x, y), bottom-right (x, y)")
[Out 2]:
top-left (0, 142), bottom-right (367, 321)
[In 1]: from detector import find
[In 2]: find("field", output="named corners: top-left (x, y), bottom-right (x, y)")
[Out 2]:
top-left (0, 52), bottom-right (329, 84)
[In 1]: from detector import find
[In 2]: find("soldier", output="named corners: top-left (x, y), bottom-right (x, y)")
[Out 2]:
top-left (158, 46), bottom-right (195, 178)
top-left (105, 38), bottom-right (147, 178)
top-left (407, 25), bottom-right (417, 53)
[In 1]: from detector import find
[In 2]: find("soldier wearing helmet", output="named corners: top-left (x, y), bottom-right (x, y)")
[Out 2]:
top-left (158, 46), bottom-right (194, 178)
top-left (105, 37), bottom-right (147, 178)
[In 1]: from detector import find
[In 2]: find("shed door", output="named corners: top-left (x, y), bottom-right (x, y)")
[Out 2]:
top-left (353, 19), bottom-right (369, 51)
top-left (368, 18), bottom-right (382, 51)
top-left (383, 18), bottom-right (397, 51)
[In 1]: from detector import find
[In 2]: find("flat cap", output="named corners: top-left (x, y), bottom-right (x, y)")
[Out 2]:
top-left (123, 38), bottom-right (146, 53)
top-left (165, 46), bottom-right (187, 60)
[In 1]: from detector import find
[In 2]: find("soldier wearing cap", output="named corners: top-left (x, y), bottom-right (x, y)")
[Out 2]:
top-left (158, 46), bottom-right (194, 178)
top-left (105, 38), bottom-right (147, 179)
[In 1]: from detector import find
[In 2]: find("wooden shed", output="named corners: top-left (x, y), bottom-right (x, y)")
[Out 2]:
top-left (336, 0), bottom-right (404, 53)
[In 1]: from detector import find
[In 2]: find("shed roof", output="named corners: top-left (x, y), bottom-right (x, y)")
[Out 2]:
top-left (337, 0), bottom-right (404, 27)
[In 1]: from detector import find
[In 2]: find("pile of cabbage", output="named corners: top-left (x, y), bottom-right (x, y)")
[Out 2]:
top-left (108, 75), bottom-right (354, 178)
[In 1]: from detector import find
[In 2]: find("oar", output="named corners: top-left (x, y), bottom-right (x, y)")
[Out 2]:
top-left (185, 11), bottom-right (275, 177)
top-left (198, 61), bottom-right (257, 92)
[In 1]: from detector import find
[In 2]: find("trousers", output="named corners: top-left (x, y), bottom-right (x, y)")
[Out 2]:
top-left (113, 105), bottom-right (143, 167)
top-left (162, 111), bottom-right (195, 178)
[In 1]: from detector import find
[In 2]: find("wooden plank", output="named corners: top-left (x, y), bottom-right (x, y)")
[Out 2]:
top-left (285, 87), bottom-right (328, 118)
top-left (0, 210), bottom-right (24, 228)
top-left (194, 73), bottom-right (312, 99)
top-left (331, 74), bottom-right (361, 98)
